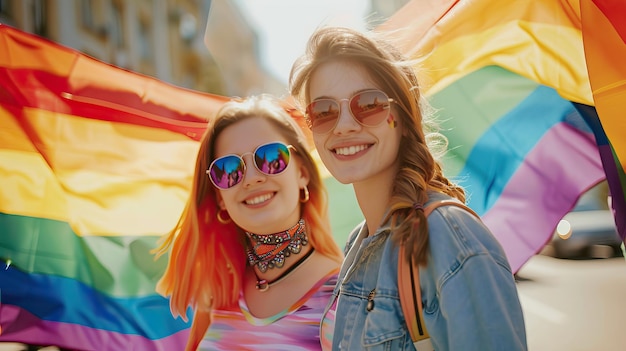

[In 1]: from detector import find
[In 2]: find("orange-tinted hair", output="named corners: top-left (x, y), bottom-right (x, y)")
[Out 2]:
top-left (154, 95), bottom-right (342, 350)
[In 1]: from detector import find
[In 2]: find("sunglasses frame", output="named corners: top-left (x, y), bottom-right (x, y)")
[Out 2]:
top-left (206, 141), bottom-right (295, 190)
top-left (305, 89), bottom-right (395, 134)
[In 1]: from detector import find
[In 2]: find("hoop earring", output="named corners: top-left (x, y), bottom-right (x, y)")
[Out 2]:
top-left (300, 185), bottom-right (310, 203)
top-left (217, 209), bottom-right (232, 224)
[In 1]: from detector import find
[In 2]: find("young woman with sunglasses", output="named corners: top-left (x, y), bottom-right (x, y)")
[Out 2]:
top-left (155, 95), bottom-right (343, 351)
top-left (290, 27), bottom-right (527, 351)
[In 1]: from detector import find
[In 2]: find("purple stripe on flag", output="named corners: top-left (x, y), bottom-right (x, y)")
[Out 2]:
top-left (482, 123), bottom-right (605, 272)
top-left (0, 304), bottom-right (189, 351)
top-left (597, 143), bottom-right (626, 241)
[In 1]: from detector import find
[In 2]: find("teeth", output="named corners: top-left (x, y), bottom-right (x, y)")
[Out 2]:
top-left (245, 193), bottom-right (272, 205)
top-left (335, 144), bottom-right (368, 156)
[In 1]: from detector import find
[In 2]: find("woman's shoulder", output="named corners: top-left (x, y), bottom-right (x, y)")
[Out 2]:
top-left (427, 204), bottom-right (496, 246)
top-left (424, 192), bottom-right (509, 266)
top-left (297, 253), bottom-right (340, 296)
top-left (425, 192), bottom-right (485, 234)
top-left (291, 261), bottom-right (339, 310)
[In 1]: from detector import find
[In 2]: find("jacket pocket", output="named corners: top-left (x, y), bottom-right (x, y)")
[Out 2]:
top-left (362, 294), bottom-right (412, 350)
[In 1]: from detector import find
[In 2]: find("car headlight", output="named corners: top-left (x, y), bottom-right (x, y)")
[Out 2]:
top-left (556, 219), bottom-right (572, 240)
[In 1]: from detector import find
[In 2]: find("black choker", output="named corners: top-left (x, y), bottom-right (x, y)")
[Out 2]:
top-left (255, 248), bottom-right (315, 292)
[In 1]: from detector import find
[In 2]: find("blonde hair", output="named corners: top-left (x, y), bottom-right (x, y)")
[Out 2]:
top-left (290, 26), bottom-right (465, 267)
top-left (154, 95), bottom-right (342, 350)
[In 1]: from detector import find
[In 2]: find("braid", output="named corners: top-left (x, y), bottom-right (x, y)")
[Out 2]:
top-left (387, 106), bottom-right (465, 266)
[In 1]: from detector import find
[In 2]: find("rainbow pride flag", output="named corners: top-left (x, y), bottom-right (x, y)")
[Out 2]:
top-left (0, 24), bottom-right (233, 350)
top-left (380, 0), bottom-right (626, 272)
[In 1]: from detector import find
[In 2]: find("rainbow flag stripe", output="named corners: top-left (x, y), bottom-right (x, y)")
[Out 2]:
top-left (381, 0), bottom-right (625, 271)
top-left (0, 24), bottom-right (231, 350)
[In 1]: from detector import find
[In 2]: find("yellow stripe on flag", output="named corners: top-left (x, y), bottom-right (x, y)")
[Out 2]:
top-left (382, 0), bottom-right (592, 104)
top-left (419, 22), bottom-right (590, 104)
top-left (1, 108), bottom-right (199, 236)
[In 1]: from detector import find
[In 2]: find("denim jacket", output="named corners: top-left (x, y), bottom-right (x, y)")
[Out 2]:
top-left (323, 192), bottom-right (528, 350)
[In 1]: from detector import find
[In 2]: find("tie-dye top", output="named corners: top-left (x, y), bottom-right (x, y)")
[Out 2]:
top-left (320, 297), bottom-right (338, 350)
top-left (198, 271), bottom-right (339, 351)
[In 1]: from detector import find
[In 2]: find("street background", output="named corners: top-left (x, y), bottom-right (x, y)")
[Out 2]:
top-left (0, 0), bottom-right (626, 351)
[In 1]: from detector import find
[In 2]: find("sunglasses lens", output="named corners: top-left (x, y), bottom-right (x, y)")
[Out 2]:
top-left (350, 90), bottom-right (391, 126)
top-left (306, 99), bottom-right (340, 134)
top-left (255, 142), bottom-right (291, 175)
top-left (208, 143), bottom-right (291, 189)
top-left (306, 90), bottom-right (391, 133)
top-left (209, 155), bottom-right (245, 189)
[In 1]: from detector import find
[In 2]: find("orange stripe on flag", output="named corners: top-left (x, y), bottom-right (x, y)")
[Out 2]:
top-left (581, 0), bottom-right (626, 174)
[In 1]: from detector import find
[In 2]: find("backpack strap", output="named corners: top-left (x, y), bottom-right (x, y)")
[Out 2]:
top-left (398, 199), bottom-right (479, 348)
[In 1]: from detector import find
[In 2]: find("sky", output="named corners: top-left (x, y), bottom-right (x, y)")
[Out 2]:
top-left (235, 0), bottom-right (371, 84)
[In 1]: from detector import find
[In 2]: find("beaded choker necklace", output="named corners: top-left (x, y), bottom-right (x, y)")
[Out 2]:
top-left (245, 218), bottom-right (308, 273)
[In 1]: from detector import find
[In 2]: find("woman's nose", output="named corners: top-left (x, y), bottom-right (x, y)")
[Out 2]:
top-left (241, 155), bottom-right (265, 187)
top-left (332, 100), bottom-right (361, 135)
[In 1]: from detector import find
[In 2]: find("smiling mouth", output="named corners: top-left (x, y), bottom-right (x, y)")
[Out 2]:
top-left (245, 193), bottom-right (274, 205)
top-left (333, 144), bottom-right (369, 156)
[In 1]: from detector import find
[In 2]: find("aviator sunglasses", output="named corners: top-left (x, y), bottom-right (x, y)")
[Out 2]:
top-left (305, 89), bottom-right (393, 134)
top-left (207, 141), bottom-right (294, 190)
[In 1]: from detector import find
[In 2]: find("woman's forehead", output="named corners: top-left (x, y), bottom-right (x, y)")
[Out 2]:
top-left (214, 118), bottom-right (286, 156)
top-left (309, 62), bottom-right (377, 100)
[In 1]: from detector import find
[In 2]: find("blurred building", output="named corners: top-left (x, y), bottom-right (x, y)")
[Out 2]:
top-left (204, 0), bottom-right (285, 97)
top-left (0, 0), bottom-right (281, 97)
top-left (0, 0), bottom-right (409, 97)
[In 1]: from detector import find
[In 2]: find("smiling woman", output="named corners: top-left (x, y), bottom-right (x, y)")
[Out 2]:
top-left (153, 94), bottom-right (343, 351)
top-left (290, 26), bottom-right (528, 351)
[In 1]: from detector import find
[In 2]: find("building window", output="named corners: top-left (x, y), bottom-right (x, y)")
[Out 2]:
top-left (111, 0), bottom-right (125, 48)
top-left (0, 0), bottom-right (12, 16)
top-left (32, 0), bottom-right (47, 36)
top-left (0, 1), bottom-right (14, 26)
top-left (138, 11), bottom-right (154, 63)
top-left (80, 0), bottom-right (107, 38)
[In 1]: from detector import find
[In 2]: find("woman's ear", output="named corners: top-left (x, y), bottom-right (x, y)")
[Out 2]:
top-left (297, 159), bottom-right (311, 188)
